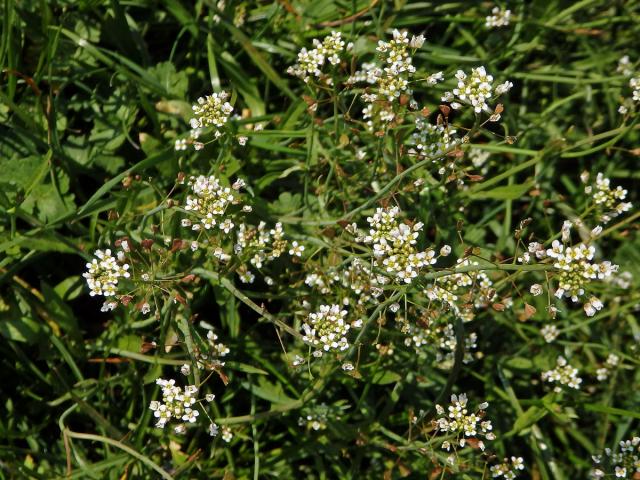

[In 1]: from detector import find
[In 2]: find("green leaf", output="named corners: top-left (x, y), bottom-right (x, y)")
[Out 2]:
top-left (242, 378), bottom-right (297, 405)
top-left (0, 316), bottom-right (43, 343)
top-left (147, 61), bottom-right (189, 99)
top-left (371, 370), bottom-right (402, 385)
top-left (508, 405), bottom-right (549, 436)
top-left (41, 282), bottom-right (80, 339)
top-left (584, 403), bottom-right (640, 420)
top-left (469, 183), bottom-right (534, 200)
top-left (504, 356), bottom-right (534, 370)
top-left (226, 361), bottom-right (268, 375)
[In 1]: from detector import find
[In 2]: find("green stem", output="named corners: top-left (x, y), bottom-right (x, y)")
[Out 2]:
top-left (64, 429), bottom-right (174, 480)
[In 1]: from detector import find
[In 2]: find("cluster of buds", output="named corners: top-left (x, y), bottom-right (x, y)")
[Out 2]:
top-left (591, 436), bottom-right (640, 479)
top-left (583, 172), bottom-right (632, 223)
top-left (287, 31), bottom-right (347, 82)
top-left (435, 393), bottom-right (495, 452)
top-left (301, 304), bottom-right (351, 357)
top-left (490, 456), bottom-right (525, 479)
top-left (541, 356), bottom-right (582, 392)
top-left (359, 206), bottom-right (437, 284)
top-left (83, 248), bottom-right (130, 298)
top-left (442, 66), bottom-right (512, 115)
top-left (149, 378), bottom-right (199, 430)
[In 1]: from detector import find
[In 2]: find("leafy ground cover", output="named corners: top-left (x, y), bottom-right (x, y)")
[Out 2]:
top-left (1, 1), bottom-right (639, 478)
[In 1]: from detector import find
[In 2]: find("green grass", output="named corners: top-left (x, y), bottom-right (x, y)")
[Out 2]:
top-left (1, 1), bottom-right (639, 479)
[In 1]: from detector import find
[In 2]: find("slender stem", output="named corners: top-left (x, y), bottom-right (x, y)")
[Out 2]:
top-left (64, 429), bottom-right (174, 480)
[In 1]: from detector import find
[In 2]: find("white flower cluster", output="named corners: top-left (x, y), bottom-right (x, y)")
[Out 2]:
top-left (287, 31), bottom-right (347, 82)
top-left (583, 172), bottom-right (632, 224)
top-left (149, 378), bottom-right (199, 429)
top-left (346, 61), bottom-right (381, 85)
top-left (596, 353), bottom-right (620, 381)
top-left (485, 7), bottom-right (512, 28)
top-left (425, 258), bottom-right (496, 320)
top-left (234, 221), bottom-right (289, 283)
top-left (298, 403), bottom-right (334, 431)
top-left (194, 331), bottom-right (230, 371)
top-left (207, 331), bottom-right (230, 357)
top-left (442, 66), bottom-right (512, 114)
top-left (490, 456), bottom-right (525, 479)
top-left (301, 304), bottom-right (350, 357)
top-left (541, 356), bottom-right (582, 392)
top-left (304, 269), bottom-right (339, 294)
top-left (183, 175), bottom-right (238, 231)
top-left (341, 259), bottom-right (386, 304)
top-left (591, 436), bottom-right (640, 479)
top-left (304, 260), bottom-right (386, 304)
top-left (403, 322), bottom-right (478, 366)
top-left (469, 148), bottom-right (491, 170)
top-left (190, 91), bottom-right (233, 137)
top-left (348, 30), bottom-right (429, 128)
top-left (359, 206), bottom-right (437, 284)
top-left (83, 248), bottom-right (130, 297)
top-left (435, 393), bottom-right (495, 452)
top-left (374, 29), bottom-right (418, 100)
top-left (408, 119), bottom-right (459, 160)
top-left (616, 56), bottom-right (639, 114)
top-left (542, 239), bottom-right (617, 313)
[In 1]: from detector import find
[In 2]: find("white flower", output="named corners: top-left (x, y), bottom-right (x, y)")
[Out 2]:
top-left (221, 426), bottom-right (233, 442)
top-left (540, 324), bottom-right (559, 343)
top-left (530, 284), bottom-right (543, 296)
top-left (289, 241), bottom-right (305, 257)
top-left (100, 301), bottom-right (117, 312)
top-left (409, 34), bottom-right (425, 49)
